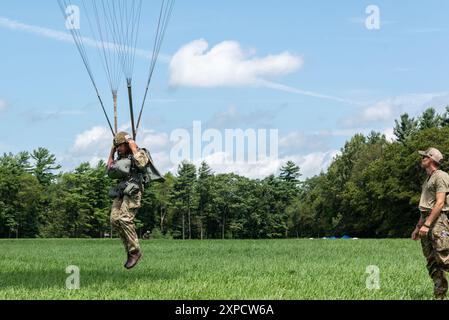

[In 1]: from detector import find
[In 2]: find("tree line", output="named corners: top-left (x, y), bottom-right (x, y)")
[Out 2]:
top-left (1, 107), bottom-right (449, 239)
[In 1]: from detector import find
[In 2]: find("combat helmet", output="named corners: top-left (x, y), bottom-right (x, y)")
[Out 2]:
top-left (114, 132), bottom-right (132, 147)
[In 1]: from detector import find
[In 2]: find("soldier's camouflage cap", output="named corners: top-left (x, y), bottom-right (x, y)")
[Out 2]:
top-left (419, 147), bottom-right (444, 164)
top-left (114, 132), bottom-right (132, 146)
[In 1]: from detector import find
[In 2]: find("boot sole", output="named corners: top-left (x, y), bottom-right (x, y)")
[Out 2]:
top-left (125, 253), bottom-right (143, 270)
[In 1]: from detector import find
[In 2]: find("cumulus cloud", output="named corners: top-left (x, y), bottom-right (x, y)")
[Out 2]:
top-left (170, 39), bottom-right (303, 88)
top-left (64, 125), bottom-right (174, 172)
top-left (294, 151), bottom-right (340, 179)
top-left (169, 39), bottom-right (356, 104)
top-left (138, 130), bottom-right (170, 152)
top-left (188, 150), bottom-right (340, 180)
top-left (342, 92), bottom-right (449, 128)
top-left (65, 123), bottom-right (339, 180)
top-left (359, 100), bottom-right (393, 123)
top-left (71, 126), bottom-right (112, 157)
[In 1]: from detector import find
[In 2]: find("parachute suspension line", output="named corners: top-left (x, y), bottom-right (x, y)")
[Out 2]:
top-left (87, 0), bottom-right (123, 93)
top-left (113, 90), bottom-right (118, 134)
top-left (127, 80), bottom-right (137, 140)
top-left (135, 0), bottom-right (175, 138)
top-left (122, 0), bottom-right (143, 141)
top-left (99, 0), bottom-right (142, 140)
top-left (126, 0), bottom-right (143, 80)
top-left (59, 0), bottom-right (168, 139)
top-left (57, 0), bottom-right (115, 136)
top-left (101, 0), bottom-right (126, 85)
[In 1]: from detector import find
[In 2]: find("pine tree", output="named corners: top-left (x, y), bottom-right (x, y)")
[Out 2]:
top-left (172, 161), bottom-right (197, 240)
top-left (393, 113), bottom-right (418, 143)
top-left (419, 108), bottom-right (441, 130)
top-left (279, 161), bottom-right (301, 183)
top-left (196, 162), bottom-right (213, 240)
top-left (31, 148), bottom-right (61, 186)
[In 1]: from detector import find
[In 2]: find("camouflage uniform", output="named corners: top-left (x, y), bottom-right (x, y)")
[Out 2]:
top-left (111, 192), bottom-right (142, 254)
top-left (420, 212), bottom-right (449, 296)
top-left (419, 168), bottom-right (449, 297)
top-left (110, 149), bottom-right (149, 255)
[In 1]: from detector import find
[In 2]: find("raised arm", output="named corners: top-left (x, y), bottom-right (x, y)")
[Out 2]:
top-left (128, 139), bottom-right (150, 170)
top-left (107, 145), bottom-right (117, 169)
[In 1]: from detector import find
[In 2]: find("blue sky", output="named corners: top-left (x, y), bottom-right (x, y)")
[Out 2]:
top-left (1, 0), bottom-right (449, 178)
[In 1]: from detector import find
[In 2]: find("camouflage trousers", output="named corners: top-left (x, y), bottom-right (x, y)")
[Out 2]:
top-left (110, 192), bottom-right (142, 254)
top-left (421, 212), bottom-right (449, 297)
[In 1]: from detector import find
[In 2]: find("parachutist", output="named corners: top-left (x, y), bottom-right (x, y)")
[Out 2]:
top-left (58, 0), bottom-right (172, 269)
top-left (108, 132), bottom-right (150, 270)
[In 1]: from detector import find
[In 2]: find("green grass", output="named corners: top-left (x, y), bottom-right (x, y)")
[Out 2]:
top-left (0, 239), bottom-right (434, 300)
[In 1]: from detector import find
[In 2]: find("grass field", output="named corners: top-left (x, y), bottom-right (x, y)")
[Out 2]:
top-left (0, 239), bottom-right (435, 300)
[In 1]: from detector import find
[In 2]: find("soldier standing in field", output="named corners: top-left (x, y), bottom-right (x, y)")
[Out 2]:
top-left (107, 132), bottom-right (150, 270)
top-left (412, 148), bottom-right (449, 299)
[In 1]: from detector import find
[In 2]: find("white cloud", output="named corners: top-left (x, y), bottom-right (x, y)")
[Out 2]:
top-left (192, 152), bottom-right (280, 179)
top-left (286, 151), bottom-right (340, 179)
top-left (72, 126), bottom-right (112, 156)
top-left (152, 151), bottom-right (172, 168)
top-left (279, 132), bottom-right (308, 149)
top-left (66, 124), bottom-right (339, 180)
top-left (138, 130), bottom-right (170, 152)
top-left (169, 39), bottom-right (357, 104)
top-left (361, 100), bottom-right (394, 122)
top-left (383, 128), bottom-right (396, 142)
top-left (186, 150), bottom-right (339, 180)
top-left (170, 39), bottom-right (303, 88)
top-left (0, 100), bottom-right (6, 111)
top-left (66, 125), bottom-right (174, 172)
top-left (342, 92), bottom-right (449, 127)
top-left (0, 16), bottom-right (170, 62)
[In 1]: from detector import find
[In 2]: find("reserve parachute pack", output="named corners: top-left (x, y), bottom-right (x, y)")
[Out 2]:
top-left (107, 149), bottom-right (164, 199)
top-left (108, 158), bottom-right (132, 180)
top-left (140, 148), bottom-right (165, 185)
top-left (108, 149), bottom-right (165, 186)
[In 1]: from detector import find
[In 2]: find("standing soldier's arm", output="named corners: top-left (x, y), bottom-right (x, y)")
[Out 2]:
top-left (412, 216), bottom-right (425, 240)
top-left (419, 174), bottom-right (449, 238)
top-left (420, 192), bottom-right (446, 236)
